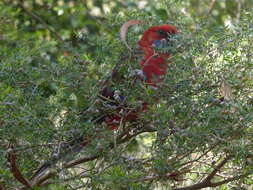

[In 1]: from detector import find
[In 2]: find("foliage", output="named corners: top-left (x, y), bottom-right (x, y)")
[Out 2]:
top-left (0, 0), bottom-right (253, 189)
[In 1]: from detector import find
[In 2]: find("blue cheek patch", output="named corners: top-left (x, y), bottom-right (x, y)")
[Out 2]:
top-left (152, 40), bottom-right (162, 47)
top-left (152, 39), bottom-right (168, 49)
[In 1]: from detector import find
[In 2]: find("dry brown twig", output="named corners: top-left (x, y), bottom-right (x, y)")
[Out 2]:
top-left (7, 146), bottom-right (32, 189)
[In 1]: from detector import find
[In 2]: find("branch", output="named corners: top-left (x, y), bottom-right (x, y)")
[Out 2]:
top-left (178, 143), bottom-right (218, 168)
top-left (136, 168), bottom-right (190, 182)
top-left (210, 172), bottom-right (252, 187)
top-left (172, 155), bottom-right (232, 190)
top-left (236, 0), bottom-right (241, 23)
top-left (32, 169), bottom-right (57, 187)
top-left (17, 1), bottom-right (64, 43)
top-left (7, 146), bottom-right (32, 189)
top-left (203, 155), bottom-right (232, 183)
top-left (64, 155), bottom-right (99, 169)
top-left (205, 0), bottom-right (217, 17)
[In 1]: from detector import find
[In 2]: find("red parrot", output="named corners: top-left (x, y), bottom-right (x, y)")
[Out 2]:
top-left (104, 22), bottom-right (177, 129)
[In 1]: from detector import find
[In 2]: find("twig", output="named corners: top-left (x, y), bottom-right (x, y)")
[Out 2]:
top-left (171, 155), bottom-right (233, 190)
top-left (64, 155), bottom-right (99, 169)
top-left (17, 1), bottom-right (64, 43)
top-left (12, 143), bottom-right (59, 153)
top-left (210, 172), bottom-right (252, 187)
top-left (203, 155), bottom-right (232, 182)
top-left (236, 0), bottom-right (241, 23)
top-left (177, 143), bottom-right (218, 169)
top-left (136, 168), bottom-right (190, 182)
top-left (33, 169), bottom-right (57, 187)
top-left (206, 0), bottom-right (217, 17)
top-left (7, 146), bottom-right (32, 189)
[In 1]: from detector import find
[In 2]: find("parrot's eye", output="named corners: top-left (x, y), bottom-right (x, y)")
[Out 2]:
top-left (157, 29), bottom-right (167, 37)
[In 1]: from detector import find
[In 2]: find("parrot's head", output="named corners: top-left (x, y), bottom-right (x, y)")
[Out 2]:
top-left (120, 21), bottom-right (177, 54)
top-left (138, 25), bottom-right (177, 56)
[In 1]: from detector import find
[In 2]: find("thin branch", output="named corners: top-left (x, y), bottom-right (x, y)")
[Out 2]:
top-left (178, 143), bottom-right (218, 168)
top-left (136, 168), bottom-right (190, 182)
top-left (206, 0), bottom-right (217, 17)
top-left (172, 155), bottom-right (232, 190)
top-left (17, 1), bottom-right (64, 43)
top-left (33, 170), bottom-right (57, 187)
top-left (236, 0), bottom-right (241, 23)
top-left (7, 147), bottom-right (32, 189)
top-left (64, 155), bottom-right (99, 169)
top-left (210, 172), bottom-right (252, 187)
top-left (13, 143), bottom-right (59, 153)
top-left (203, 155), bottom-right (232, 183)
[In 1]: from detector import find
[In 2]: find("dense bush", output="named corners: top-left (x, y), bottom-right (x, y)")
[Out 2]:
top-left (0, 0), bottom-right (253, 189)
